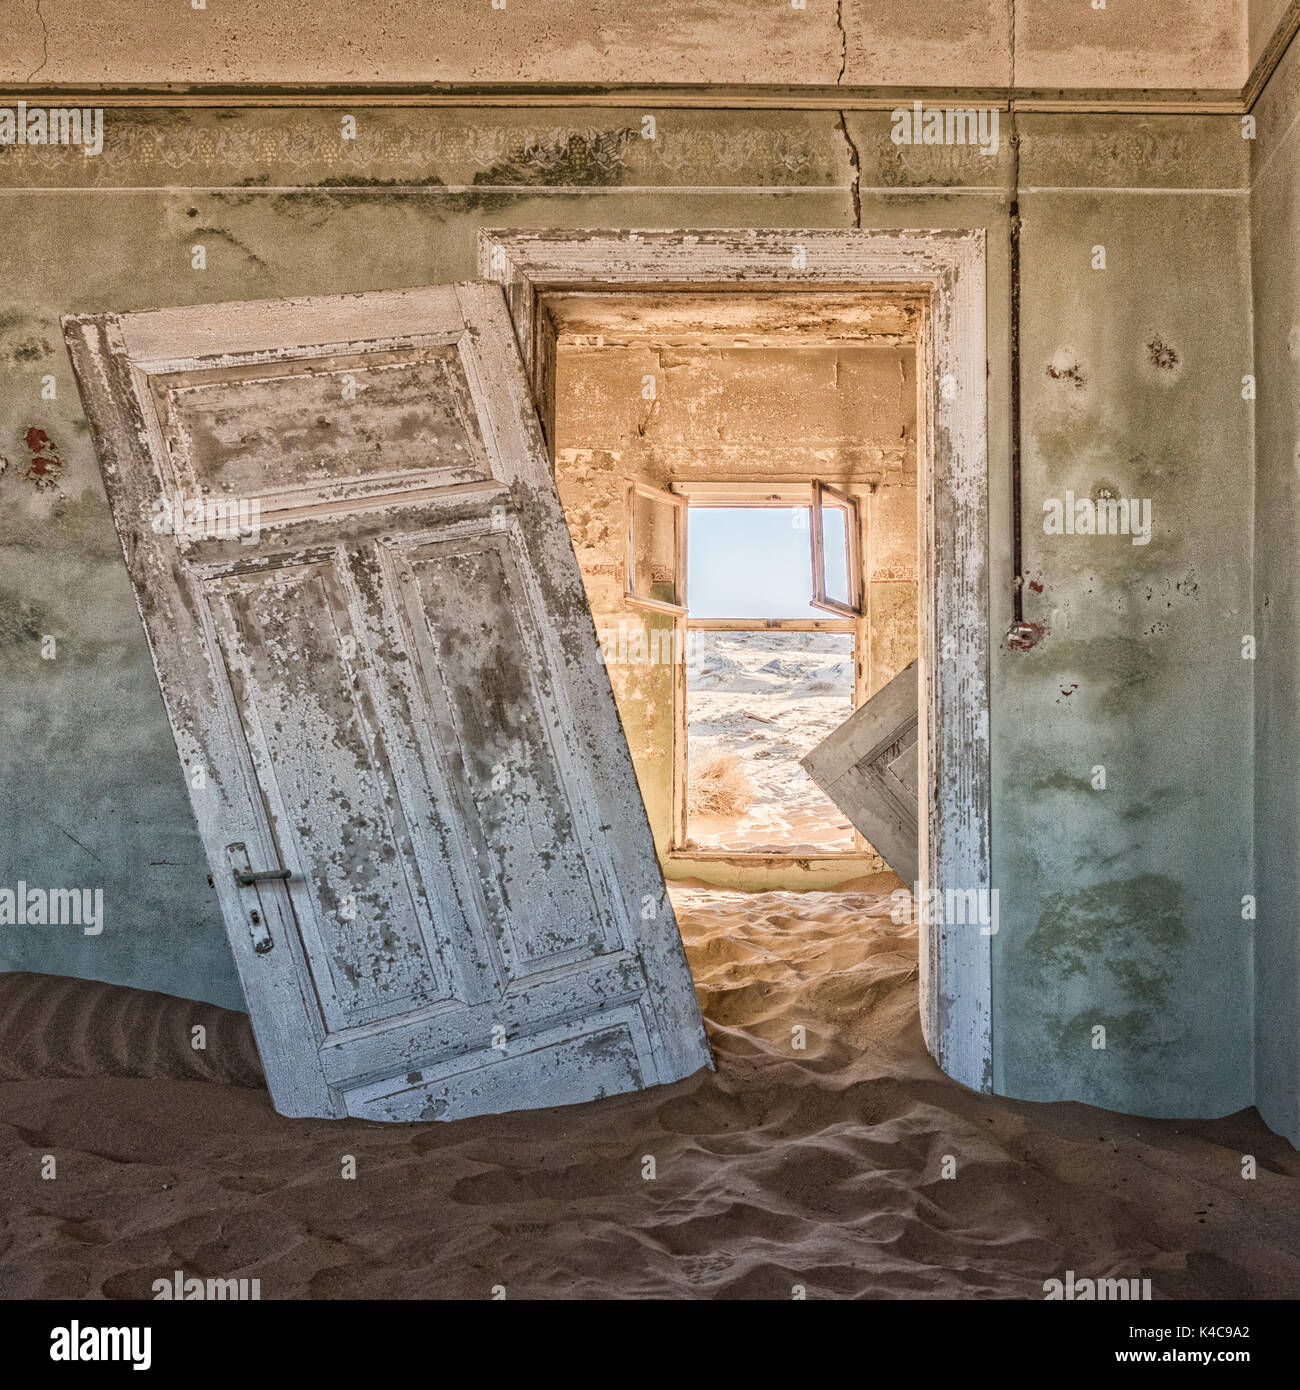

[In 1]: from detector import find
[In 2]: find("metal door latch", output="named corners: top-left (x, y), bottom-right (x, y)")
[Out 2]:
top-left (226, 842), bottom-right (290, 956)
top-left (233, 865), bottom-right (292, 887)
top-left (227, 841), bottom-right (293, 888)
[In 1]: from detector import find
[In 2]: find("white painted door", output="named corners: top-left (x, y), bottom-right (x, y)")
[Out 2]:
top-left (64, 282), bottom-right (711, 1120)
top-left (800, 661), bottom-right (919, 885)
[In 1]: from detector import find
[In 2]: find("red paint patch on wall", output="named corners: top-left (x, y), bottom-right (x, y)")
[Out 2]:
top-left (23, 427), bottom-right (63, 489)
top-left (1046, 362), bottom-right (1086, 389)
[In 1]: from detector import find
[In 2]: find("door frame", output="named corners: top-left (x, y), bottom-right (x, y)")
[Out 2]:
top-left (479, 228), bottom-right (993, 1093)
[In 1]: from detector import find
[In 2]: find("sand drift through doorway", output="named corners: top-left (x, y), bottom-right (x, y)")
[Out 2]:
top-left (483, 229), bottom-right (992, 1094)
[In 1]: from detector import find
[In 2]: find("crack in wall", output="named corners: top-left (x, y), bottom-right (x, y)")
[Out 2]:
top-left (26, 0), bottom-right (50, 83)
top-left (1009, 0), bottom-right (1017, 89)
top-left (836, 110), bottom-right (862, 228)
top-left (834, 0), bottom-right (859, 229)
top-left (834, 0), bottom-right (847, 84)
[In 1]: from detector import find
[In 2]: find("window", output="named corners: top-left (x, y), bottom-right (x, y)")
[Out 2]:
top-left (628, 481), bottom-right (868, 857)
top-left (687, 506), bottom-right (828, 618)
top-left (625, 481), bottom-right (687, 616)
top-left (811, 480), bottom-right (861, 617)
top-left (625, 480), bottom-right (863, 621)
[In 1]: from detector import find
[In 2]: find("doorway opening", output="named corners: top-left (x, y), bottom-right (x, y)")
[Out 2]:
top-left (542, 296), bottom-right (923, 1092)
top-left (484, 229), bottom-right (992, 1093)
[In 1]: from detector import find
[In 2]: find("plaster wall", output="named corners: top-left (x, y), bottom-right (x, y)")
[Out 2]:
top-left (0, 1), bottom-right (1251, 95)
top-left (999, 135), bottom-right (1255, 1121)
top-left (1251, 32), bottom-right (1300, 1142)
top-left (551, 338), bottom-right (918, 886)
top-left (0, 99), bottom-right (1272, 1134)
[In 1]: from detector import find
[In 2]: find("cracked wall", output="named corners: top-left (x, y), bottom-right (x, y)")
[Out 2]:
top-left (0, 2), bottom-right (1254, 93)
top-left (0, 98), bottom-right (1278, 1137)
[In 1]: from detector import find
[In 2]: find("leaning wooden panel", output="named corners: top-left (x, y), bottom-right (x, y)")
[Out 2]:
top-left (800, 661), bottom-right (919, 888)
top-left (62, 281), bottom-right (711, 1121)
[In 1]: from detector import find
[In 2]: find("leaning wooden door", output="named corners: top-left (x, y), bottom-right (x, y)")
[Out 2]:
top-left (64, 282), bottom-right (711, 1120)
top-left (800, 660), bottom-right (919, 886)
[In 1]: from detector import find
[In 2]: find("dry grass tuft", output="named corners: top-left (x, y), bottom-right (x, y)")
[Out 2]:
top-left (687, 752), bottom-right (756, 819)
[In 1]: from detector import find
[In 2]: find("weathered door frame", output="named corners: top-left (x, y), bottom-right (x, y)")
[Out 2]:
top-left (479, 228), bottom-right (993, 1093)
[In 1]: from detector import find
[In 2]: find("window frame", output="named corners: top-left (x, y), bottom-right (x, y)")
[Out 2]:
top-left (624, 479), bottom-right (689, 617)
top-left (810, 479), bottom-right (863, 618)
top-left (667, 482), bottom-right (869, 858)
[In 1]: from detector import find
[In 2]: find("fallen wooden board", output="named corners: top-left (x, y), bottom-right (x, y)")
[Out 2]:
top-left (800, 660), bottom-right (919, 886)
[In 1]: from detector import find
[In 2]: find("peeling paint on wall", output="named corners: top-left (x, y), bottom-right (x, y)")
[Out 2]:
top-left (0, 97), bottom-right (1272, 1131)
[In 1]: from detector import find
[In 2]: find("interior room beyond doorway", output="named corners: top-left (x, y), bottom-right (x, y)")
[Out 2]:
top-left (547, 288), bottom-right (921, 894)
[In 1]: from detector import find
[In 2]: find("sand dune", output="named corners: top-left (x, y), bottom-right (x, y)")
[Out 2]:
top-left (0, 972), bottom-right (263, 1087)
top-left (2, 880), bottom-right (1298, 1300)
top-left (687, 630), bottom-right (857, 853)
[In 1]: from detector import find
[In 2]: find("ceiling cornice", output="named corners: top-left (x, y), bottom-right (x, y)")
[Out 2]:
top-left (4, 4), bottom-right (1296, 118)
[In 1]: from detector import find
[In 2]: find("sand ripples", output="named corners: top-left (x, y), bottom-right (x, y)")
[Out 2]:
top-left (2, 880), bottom-right (1298, 1299)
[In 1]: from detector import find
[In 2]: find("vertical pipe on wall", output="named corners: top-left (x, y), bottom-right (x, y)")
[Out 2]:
top-left (1005, 38), bottom-right (1043, 651)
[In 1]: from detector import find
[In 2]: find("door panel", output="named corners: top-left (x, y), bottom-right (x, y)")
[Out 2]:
top-left (158, 346), bottom-right (494, 511)
top-left (800, 660), bottom-right (920, 885)
top-left (345, 1007), bottom-right (652, 1123)
top-left (206, 558), bottom-right (462, 1030)
top-left (64, 282), bottom-right (711, 1119)
top-left (400, 531), bottom-right (618, 974)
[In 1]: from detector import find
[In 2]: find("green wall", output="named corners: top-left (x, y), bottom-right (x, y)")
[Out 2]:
top-left (0, 102), bottom-right (1280, 1135)
top-left (1252, 38), bottom-right (1300, 1144)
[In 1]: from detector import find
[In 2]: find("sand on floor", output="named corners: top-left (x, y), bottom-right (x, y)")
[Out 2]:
top-left (1, 878), bottom-right (1298, 1300)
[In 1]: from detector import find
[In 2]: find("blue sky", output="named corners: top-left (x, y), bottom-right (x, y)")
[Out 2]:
top-left (687, 507), bottom-right (849, 618)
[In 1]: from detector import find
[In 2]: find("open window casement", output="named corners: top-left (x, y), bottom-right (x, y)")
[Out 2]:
top-left (625, 480), bottom-right (688, 616)
top-left (809, 479), bottom-right (863, 617)
top-left (62, 282), bottom-right (711, 1122)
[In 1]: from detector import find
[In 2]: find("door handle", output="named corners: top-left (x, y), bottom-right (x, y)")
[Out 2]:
top-left (233, 866), bottom-right (292, 887)
top-left (226, 842), bottom-right (290, 955)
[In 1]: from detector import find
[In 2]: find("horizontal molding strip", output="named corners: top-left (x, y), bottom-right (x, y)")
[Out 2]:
top-left (0, 185), bottom-right (1247, 197)
top-left (2, 1), bottom-right (1296, 116)
top-left (0, 84), bottom-right (1249, 114)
